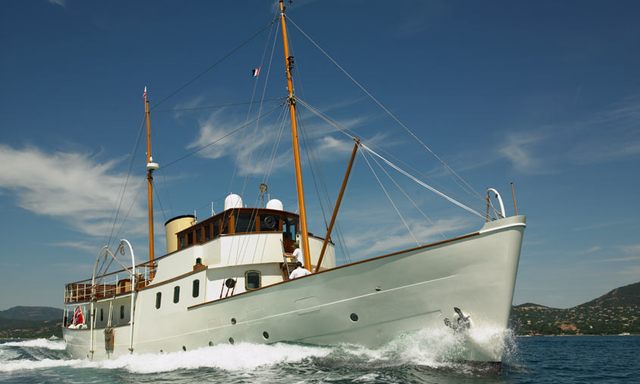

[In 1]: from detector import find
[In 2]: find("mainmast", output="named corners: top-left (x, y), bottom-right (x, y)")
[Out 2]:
top-left (143, 87), bottom-right (159, 280)
top-left (279, 0), bottom-right (311, 270)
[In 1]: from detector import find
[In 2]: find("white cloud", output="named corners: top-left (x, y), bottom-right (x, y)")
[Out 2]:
top-left (47, 0), bottom-right (66, 8)
top-left (49, 241), bottom-right (99, 253)
top-left (187, 110), bottom-right (291, 177)
top-left (498, 131), bottom-right (549, 174)
top-left (0, 145), bottom-right (146, 238)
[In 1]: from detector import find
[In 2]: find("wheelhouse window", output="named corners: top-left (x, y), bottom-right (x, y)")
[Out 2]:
top-left (235, 212), bottom-right (255, 233)
top-left (192, 279), bottom-right (200, 298)
top-left (120, 305), bottom-right (125, 319)
top-left (284, 217), bottom-right (298, 241)
top-left (245, 271), bottom-right (261, 290)
top-left (196, 227), bottom-right (204, 243)
top-left (173, 286), bottom-right (180, 303)
top-left (187, 231), bottom-right (194, 246)
top-left (100, 308), bottom-right (104, 322)
top-left (204, 224), bottom-right (211, 241)
top-left (155, 292), bottom-right (161, 309)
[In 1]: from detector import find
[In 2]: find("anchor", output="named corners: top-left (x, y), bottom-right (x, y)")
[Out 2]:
top-left (444, 307), bottom-right (471, 332)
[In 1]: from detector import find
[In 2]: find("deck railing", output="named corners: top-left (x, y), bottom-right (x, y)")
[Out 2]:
top-left (64, 261), bottom-right (156, 304)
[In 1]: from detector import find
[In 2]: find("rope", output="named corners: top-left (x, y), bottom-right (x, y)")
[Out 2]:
top-left (150, 18), bottom-right (277, 111)
top-left (360, 143), bottom-right (485, 220)
top-left (228, 19), bottom-right (279, 194)
top-left (154, 99), bottom-right (280, 113)
top-left (367, 148), bottom-right (446, 240)
top-left (359, 148), bottom-right (420, 246)
top-left (287, 16), bottom-right (484, 203)
top-left (105, 114), bottom-right (146, 248)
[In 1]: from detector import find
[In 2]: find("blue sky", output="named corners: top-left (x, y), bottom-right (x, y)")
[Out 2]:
top-left (1, 0), bottom-right (639, 310)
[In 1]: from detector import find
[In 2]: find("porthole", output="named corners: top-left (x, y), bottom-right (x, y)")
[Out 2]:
top-left (182, 346), bottom-right (186, 351)
top-left (231, 318), bottom-right (237, 325)
top-left (263, 331), bottom-right (270, 340)
top-left (245, 270), bottom-right (261, 290)
top-left (228, 337), bottom-right (235, 345)
top-left (208, 341), bottom-right (213, 346)
top-left (350, 313), bottom-right (359, 322)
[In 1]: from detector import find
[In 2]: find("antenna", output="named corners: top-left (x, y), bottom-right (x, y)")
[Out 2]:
top-left (259, 183), bottom-right (268, 207)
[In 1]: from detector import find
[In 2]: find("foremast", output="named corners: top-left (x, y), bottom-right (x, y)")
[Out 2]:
top-left (143, 87), bottom-right (159, 280)
top-left (279, 0), bottom-right (311, 269)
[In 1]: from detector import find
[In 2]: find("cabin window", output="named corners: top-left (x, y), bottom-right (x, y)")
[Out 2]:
top-left (192, 279), bottom-right (200, 298)
top-left (179, 234), bottom-right (186, 250)
top-left (187, 231), bottom-right (194, 246)
top-left (120, 305), bottom-right (125, 319)
top-left (235, 212), bottom-right (254, 233)
top-left (155, 292), bottom-right (162, 309)
top-left (245, 270), bottom-right (261, 290)
top-left (100, 308), bottom-right (104, 322)
top-left (284, 217), bottom-right (297, 241)
top-left (205, 224), bottom-right (211, 241)
top-left (173, 286), bottom-right (180, 303)
top-left (196, 226), bottom-right (204, 243)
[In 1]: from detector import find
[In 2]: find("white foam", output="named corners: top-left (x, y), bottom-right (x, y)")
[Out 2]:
top-left (0, 326), bottom-right (517, 374)
top-left (1, 338), bottom-right (67, 350)
top-left (97, 343), bottom-right (332, 373)
top-left (0, 358), bottom-right (88, 373)
top-left (0, 342), bottom-right (332, 374)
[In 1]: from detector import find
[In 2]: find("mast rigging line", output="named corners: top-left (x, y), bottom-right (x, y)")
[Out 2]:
top-left (296, 98), bottom-right (490, 219)
top-left (234, 18), bottom-right (282, 198)
top-left (154, 98), bottom-right (282, 113)
top-left (150, 17), bottom-right (278, 111)
top-left (105, 114), bottom-right (147, 248)
top-left (359, 148), bottom-right (420, 247)
top-left (286, 16), bottom-right (484, 203)
top-left (360, 143), bottom-right (485, 220)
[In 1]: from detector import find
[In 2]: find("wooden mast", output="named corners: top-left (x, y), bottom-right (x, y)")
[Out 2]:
top-left (279, 0), bottom-right (311, 270)
top-left (143, 87), bottom-right (158, 280)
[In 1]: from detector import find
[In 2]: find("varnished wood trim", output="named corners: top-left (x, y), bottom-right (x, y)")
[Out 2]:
top-left (188, 230), bottom-right (480, 310)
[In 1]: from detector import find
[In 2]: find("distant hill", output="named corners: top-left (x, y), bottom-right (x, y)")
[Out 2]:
top-left (0, 306), bottom-right (63, 321)
top-left (511, 281), bottom-right (640, 335)
top-left (0, 306), bottom-right (63, 339)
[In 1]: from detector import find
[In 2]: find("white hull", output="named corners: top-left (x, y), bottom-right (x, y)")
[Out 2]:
top-left (64, 215), bottom-right (525, 363)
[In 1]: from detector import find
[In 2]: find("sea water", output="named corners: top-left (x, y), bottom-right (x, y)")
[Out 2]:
top-left (1, 333), bottom-right (638, 383)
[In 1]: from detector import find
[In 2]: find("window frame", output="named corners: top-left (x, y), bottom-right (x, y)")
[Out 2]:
top-left (245, 270), bottom-right (262, 291)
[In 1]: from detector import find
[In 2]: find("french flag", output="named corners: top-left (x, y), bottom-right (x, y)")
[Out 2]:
top-left (251, 67), bottom-right (261, 77)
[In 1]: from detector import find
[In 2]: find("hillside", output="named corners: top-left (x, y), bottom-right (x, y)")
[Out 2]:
top-left (0, 306), bottom-right (63, 339)
top-left (511, 281), bottom-right (640, 335)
